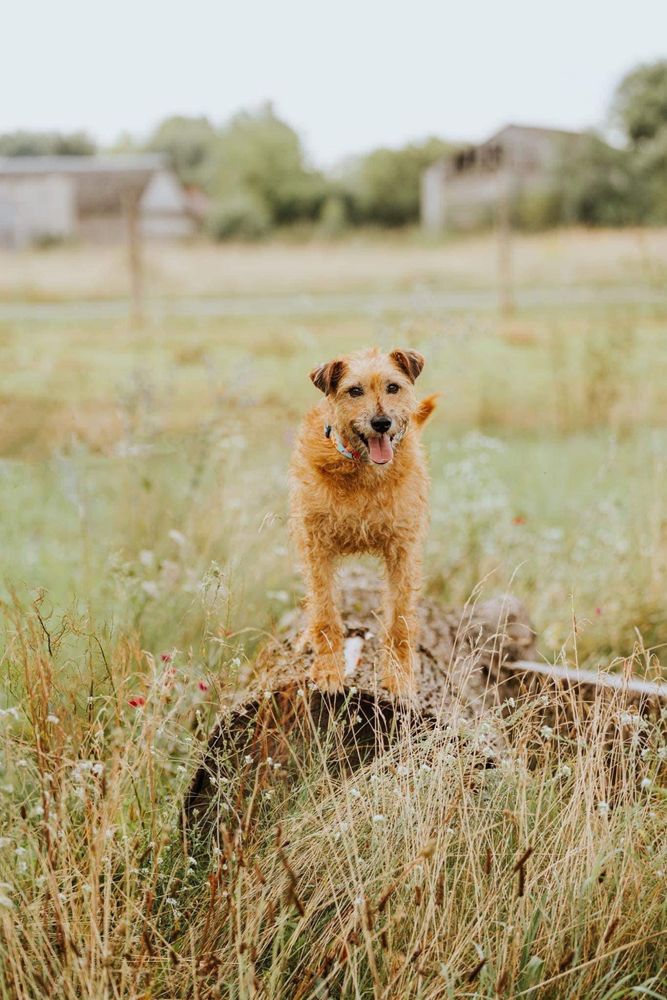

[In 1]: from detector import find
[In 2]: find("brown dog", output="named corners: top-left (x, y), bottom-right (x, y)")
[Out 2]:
top-left (289, 346), bottom-right (436, 695)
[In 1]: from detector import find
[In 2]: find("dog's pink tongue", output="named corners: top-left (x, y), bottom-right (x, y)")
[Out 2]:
top-left (368, 434), bottom-right (393, 464)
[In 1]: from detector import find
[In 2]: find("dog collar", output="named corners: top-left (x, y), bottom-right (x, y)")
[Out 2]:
top-left (324, 423), bottom-right (406, 462)
top-left (324, 423), bottom-right (362, 461)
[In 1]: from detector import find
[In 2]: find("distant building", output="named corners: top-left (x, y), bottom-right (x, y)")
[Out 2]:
top-left (421, 124), bottom-right (585, 233)
top-left (0, 155), bottom-right (197, 247)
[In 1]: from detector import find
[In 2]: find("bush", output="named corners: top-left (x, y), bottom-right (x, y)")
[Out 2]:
top-left (317, 195), bottom-right (349, 237)
top-left (206, 192), bottom-right (271, 241)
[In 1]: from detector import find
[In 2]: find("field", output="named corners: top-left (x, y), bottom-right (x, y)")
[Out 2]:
top-left (0, 228), bottom-right (666, 997)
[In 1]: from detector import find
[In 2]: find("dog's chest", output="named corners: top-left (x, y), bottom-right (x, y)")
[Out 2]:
top-left (315, 475), bottom-right (424, 555)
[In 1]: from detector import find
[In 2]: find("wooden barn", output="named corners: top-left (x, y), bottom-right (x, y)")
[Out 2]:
top-left (0, 154), bottom-right (197, 247)
top-left (421, 123), bottom-right (585, 233)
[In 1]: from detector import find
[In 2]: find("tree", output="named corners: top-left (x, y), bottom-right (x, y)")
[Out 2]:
top-left (0, 130), bottom-right (96, 156)
top-left (612, 60), bottom-right (667, 145)
top-left (347, 137), bottom-right (452, 227)
top-left (147, 115), bottom-right (218, 188)
top-left (209, 103), bottom-right (328, 228)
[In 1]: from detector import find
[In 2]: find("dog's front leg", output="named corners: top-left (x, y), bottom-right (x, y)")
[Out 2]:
top-left (381, 545), bottom-right (421, 697)
top-left (302, 541), bottom-right (345, 692)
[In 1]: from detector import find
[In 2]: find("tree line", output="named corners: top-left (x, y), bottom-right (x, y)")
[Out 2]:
top-left (1, 60), bottom-right (666, 238)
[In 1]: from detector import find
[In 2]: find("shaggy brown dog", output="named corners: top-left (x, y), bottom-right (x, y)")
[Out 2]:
top-left (289, 346), bottom-right (436, 695)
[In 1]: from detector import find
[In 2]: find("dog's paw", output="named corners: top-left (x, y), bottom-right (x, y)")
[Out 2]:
top-left (308, 653), bottom-right (346, 693)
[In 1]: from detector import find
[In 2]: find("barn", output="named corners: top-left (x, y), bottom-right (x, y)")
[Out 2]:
top-left (421, 124), bottom-right (585, 233)
top-left (0, 154), bottom-right (197, 247)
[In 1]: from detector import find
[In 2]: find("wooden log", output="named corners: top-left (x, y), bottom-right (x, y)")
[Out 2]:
top-left (184, 566), bottom-right (666, 832)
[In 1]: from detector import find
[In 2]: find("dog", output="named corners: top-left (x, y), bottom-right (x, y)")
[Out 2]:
top-left (288, 346), bottom-right (436, 696)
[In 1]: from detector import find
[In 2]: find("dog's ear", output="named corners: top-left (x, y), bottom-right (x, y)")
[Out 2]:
top-left (390, 349), bottom-right (425, 383)
top-left (310, 358), bottom-right (346, 395)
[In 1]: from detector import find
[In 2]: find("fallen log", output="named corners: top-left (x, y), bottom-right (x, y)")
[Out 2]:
top-left (185, 567), bottom-right (665, 830)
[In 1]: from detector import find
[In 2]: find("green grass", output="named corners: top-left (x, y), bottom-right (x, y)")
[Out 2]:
top-left (0, 232), bottom-right (666, 997)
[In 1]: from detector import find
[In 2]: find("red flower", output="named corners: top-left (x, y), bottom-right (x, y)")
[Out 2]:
top-left (160, 652), bottom-right (173, 663)
top-left (595, 607), bottom-right (602, 617)
top-left (513, 516), bottom-right (526, 525)
top-left (198, 681), bottom-right (209, 692)
top-left (129, 697), bottom-right (146, 708)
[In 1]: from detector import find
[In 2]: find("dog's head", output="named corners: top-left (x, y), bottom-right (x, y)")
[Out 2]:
top-left (310, 347), bottom-right (425, 466)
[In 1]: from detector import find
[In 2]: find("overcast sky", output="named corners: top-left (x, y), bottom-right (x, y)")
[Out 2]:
top-left (3, 0), bottom-right (666, 166)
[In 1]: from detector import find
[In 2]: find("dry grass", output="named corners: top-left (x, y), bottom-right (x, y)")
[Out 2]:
top-left (0, 601), bottom-right (665, 998)
top-left (0, 228), bottom-right (666, 302)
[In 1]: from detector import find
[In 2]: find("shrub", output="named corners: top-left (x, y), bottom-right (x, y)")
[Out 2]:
top-left (206, 191), bottom-right (271, 241)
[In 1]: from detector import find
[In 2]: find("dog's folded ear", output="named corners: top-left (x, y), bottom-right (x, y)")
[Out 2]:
top-left (390, 349), bottom-right (425, 383)
top-left (310, 358), bottom-right (346, 395)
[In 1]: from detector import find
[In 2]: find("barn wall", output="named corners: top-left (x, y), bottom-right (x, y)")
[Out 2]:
top-left (0, 176), bottom-right (75, 247)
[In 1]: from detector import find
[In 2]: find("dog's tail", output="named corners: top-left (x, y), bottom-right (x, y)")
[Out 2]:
top-left (413, 393), bottom-right (439, 429)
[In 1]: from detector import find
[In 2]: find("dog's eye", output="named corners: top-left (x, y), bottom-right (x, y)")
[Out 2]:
top-left (386, 383), bottom-right (400, 394)
top-left (348, 386), bottom-right (364, 397)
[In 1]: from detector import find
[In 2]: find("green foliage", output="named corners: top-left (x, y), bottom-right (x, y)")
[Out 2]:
top-left (147, 115), bottom-right (218, 188)
top-left (554, 134), bottom-right (637, 227)
top-left (0, 130), bottom-right (96, 156)
top-left (209, 103), bottom-right (328, 232)
top-left (207, 190), bottom-right (271, 241)
top-left (612, 59), bottom-right (667, 145)
top-left (317, 195), bottom-right (349, 237)
top-left (348, 137), bottom-right (451, 226)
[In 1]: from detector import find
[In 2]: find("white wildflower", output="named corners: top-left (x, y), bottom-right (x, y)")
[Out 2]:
top-left (168, 529), bottom-right (186, 547)
top-left (540, 725), bottom-right (553, 740)
top-left (597, 801), bottom-right (610, 816)
top-left (349, 787), bottom-right (361, 799)
top-left (372, 813), bottom-right (385, 824)
top-left (640, 778), bottom-right (653, 790)
top-left (46, 715), bottom-right (59, 725)
top-left (141, 581), bottom-right (159, 599)
top-left (139, 549), bottom-right (154, 567)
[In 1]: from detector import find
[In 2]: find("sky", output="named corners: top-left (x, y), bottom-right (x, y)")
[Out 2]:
top-left (3, 0), bottom-right (666, 167)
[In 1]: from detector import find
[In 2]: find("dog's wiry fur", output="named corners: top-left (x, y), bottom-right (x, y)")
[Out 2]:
top-left (289, 346), bottom-right (436, 695)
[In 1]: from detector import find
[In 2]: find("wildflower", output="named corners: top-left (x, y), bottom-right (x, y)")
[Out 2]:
top-left (349, 787), bottom-right (361, 799)
top-left (540, 725), bottom-right (554, 740)
top-left (0, 707), bottom-right (20, 721)
top-left (46, 714), bottom-right (59, 725)
top-left (372, 813), bottom-right (386, 824)
top-left (513, 515), bottom-right (526, 525)
top-left (139, 549), bottom-right (154, 567)
top-left (14, 848), bottom-right (27, 857)
top-left (263, 690), bottom-right (272, 701)
top-left (556, 764), bottom-right (572, 780)
top-left (141, 581), bottom-right (159, 599)
top-left (128, 696), bottom-right (146, 709)
top-left (396, 765), bottom-right (409, 777)
top-left (160, 651), bottom-right (174, 663)
top-left (198, 681), bottom-right (209, 692)
top-left (506, 697), bottom-right (516, 709)
top-left (296, 689), bottom-right (305, 698)
top-left (597, 801), bottom-right (610, 816)
top-left (243, 755), bottom-right (253, 765)
top-left (640, 778), bottom-right (653, 790)
top-left (419, 763), bottom-right (432, 773)
top-left (168, 529), bottom-right (186, 547)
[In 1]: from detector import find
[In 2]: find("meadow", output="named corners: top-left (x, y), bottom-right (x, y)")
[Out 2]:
top-left (0, 228), bottom-right (666, 997)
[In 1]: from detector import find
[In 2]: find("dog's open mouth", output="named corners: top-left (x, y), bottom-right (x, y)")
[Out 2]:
top-left (358, 432), bottom-right (394, 465)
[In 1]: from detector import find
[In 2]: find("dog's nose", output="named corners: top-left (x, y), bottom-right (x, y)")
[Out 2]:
top-left (371, 416), bottom-right (392, 434)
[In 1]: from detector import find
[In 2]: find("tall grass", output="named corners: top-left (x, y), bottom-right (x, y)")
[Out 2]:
top-left (0, 602), bottom-right (665, 997)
